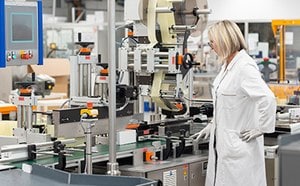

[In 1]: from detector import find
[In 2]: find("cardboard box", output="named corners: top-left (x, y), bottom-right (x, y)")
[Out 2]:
top-left (28, 58), bottom-right (70, 97)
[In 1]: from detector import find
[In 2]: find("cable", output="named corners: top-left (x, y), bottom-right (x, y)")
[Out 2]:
top-left (116, 97), bottom-right (130, 111)
top-left (183, 96), bottom-right (213, 103)
top-left (46, 49), bottom-right (67, 58)
top-left (182, 29), bottom-right (190, 54)
top-left (41, 125), bottom-right (47, 134)
top-left (115, 22), bottom-right (133, 31)
top-left (79, 114), bottom-right (87, 133)
top-left (46, 49), bottom-right (55, 58)
top-left (120, 37), bottom-right (138, 47)
top-left (60, 99), bottom-right (70, 108)
top-left (118, 71), bottom-right (124, 84)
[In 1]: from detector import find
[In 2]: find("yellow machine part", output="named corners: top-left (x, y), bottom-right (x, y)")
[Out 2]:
top-left (271, 20), bottom-right (300, 36)
top-left (80, 108), bottom-right (98, 118)
top-left (271, 20), bottom-right (300, 82)
top-left (268, 83), bottom-right (300, 104)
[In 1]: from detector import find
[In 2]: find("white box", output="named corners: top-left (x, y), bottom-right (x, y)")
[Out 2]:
top-left (289, 108), bottom-right (300, 120)
top-left (117, 130), bottom-right (136, 145)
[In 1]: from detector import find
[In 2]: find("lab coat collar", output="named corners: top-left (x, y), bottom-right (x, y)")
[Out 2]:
top-left (226, 49), bottom-right (246, 71)
top-left (218, 49), bottom-right (246, 82)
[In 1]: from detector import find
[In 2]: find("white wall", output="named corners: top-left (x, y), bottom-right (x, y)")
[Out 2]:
top-left (208, 0), bottom-right (300, 21)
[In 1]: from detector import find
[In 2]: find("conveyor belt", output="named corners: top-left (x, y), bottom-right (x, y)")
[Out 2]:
top-left (8, 141), bottom-right (163, 169)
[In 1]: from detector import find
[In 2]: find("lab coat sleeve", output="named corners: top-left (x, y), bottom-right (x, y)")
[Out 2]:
top-left (240, 63), bottom-right (276, 133)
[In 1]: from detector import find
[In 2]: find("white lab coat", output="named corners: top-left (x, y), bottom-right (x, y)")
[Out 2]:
top-left (205, 50), bottom-right (276, 186)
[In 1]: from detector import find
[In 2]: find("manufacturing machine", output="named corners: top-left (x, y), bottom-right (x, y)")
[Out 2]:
top-left (9, 72), bottom-right (55, 144)
top-left (40, 0), bottom-right (210, 159)
top-left (22, 73), bottom-right (55, 97)
top-left (59, 0), bottom-right (212, 141)
top-left (0, 0), bottom-right (43, 68)
top-left (0, 1), bottom-right (211, 186)
top-left (0, 0), bottom-right (51, 146)
top-left (53, 36), bottom-right (138, 138)
top-left (116, 1), bottom-right (211, 185)
top-left (118, 0), bottom-right (211, 137)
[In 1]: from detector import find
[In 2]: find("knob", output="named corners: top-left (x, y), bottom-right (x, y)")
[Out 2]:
top-left (7, 52), bottom-right (12, 62)
top-left (11, 51), bottom-right (17, 59)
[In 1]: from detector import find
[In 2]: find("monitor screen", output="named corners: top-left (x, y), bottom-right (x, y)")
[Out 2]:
top-left (11, 13), bottom-right (33, 42)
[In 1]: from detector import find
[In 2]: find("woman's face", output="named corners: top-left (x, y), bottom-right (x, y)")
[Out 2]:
top-left (208, 40), bottom-right (220, 56)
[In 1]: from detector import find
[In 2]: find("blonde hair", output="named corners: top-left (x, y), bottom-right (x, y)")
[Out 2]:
top-left (208, 20), bottom-right (247, 61)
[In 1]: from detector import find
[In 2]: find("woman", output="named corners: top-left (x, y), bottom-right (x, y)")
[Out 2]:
top-left (192, 20), bottom-right (276, 186)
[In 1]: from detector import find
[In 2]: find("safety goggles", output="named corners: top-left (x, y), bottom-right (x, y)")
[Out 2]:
top-left (208, 41), bottom-right (214, 49)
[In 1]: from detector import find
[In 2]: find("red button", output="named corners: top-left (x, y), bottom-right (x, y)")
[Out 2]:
top-left (21, 53), bottom-right (30, 60)
top-left (7, 56), bottom-right (12, 62)
top-left (87, 102), bottom-right (93, 109)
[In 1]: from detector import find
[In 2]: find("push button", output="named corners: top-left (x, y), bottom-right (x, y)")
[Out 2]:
top-left (28, 50), bottom-right (33, 59)
top-left (20, 51), bottom-right (30, 60)
top-left (7, 52), bottom-right (12, 62)
top-left (11, 51), bottom-right (17, 59)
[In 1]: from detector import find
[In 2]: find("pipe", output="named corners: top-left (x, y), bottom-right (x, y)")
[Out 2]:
top-left (17, 105), bottom-right (22, 128)
top-left (87, 64), bottom-right (91, 96)
top-left (84, 119), bottom-right (95, 174)
top-left (279, 25), bottom-right (286, 82)
top-left (52, 0), bottom-right (56, 18)
top-left (188, 69), bottom-right (193, 109)
top-left (22, 106), bottom-right (26, 128)
top-left (194, 9), bottom-right (211, 15)
top-left (171, 25), bottom-right (195, 32)
top-left (127, 64), bottom-right (170, 68)
top-left (34, 151), bottom-right (73, 157)
top-left (79, 64), bottom-right (83, 96)
top-left (26, 106), bottom-right (33, 129)
top-left (128, 51), bottom-right (169, 56)
top-left (200, 17), bottom-right (204, 68)
top-left (71, 7), bottom-right (76, 23)
top-left (1, 139), bottom-right (76, 152)
top-left (107, 0), bottom-right (120, 176)
top-left (156, 7), bottom-right (175, 13)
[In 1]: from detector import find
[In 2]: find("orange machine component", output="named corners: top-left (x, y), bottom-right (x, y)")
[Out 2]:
top-left (144, 150), bottom-right (155, 162)
top-left (127, 30), bottom-right (134, 37)
top-left (79, 48), bottom-right (91, 54)
top-left (100, 68), bottom-right (109, 76)
top-left (177, 54), bottom-right (183, 65)
top-left (126, 123), bottom-right (140, 129)
top-left (0, 105), bottom-right (17, 115)
top-left (176, 102), bottom-right (183, 110)
top-left (19, 88), bottom-right (32, 96)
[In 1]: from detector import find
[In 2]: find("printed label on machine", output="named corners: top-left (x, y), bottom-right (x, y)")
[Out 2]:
top-left (163, 169), bottom-right (177, 186)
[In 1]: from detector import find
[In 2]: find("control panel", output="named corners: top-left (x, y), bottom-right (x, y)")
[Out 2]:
top-left (0, 0), bottom-right (43, 68)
